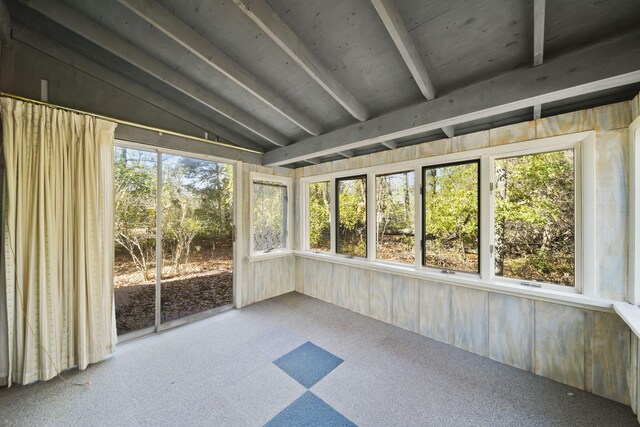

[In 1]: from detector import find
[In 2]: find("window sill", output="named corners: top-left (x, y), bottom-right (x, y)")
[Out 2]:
top-left (613, 302), bottom-right (640, 338)
top-left (248, 250), bottom-right (294, 262)
top-left (294, 250), bottom-right (617, 312)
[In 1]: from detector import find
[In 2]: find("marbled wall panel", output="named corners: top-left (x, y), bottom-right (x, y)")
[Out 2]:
top-left (594, 101), bottom-right (632, 131)
top-left (303, 258), bottom-right (317, 298)
top-left (294, 256), bottom-right (304, 293)
top-left (254, 259), bottom-right (272, 302)
top-left (592, 312), bottom-right (630, 404)
top-left (349, 267), bottom-right (370, 316)
top-left (391, 145), bottom-right (418, 164)
top-left (630, 335), bottom-right (638, 414)
top-left (242, 260), bottom-right (255, 307)
top-left (488, 294), bottom-right (533, 371)
top-left (392, 276), bottom-right (419, 332)
top-left (417, 138), bottom-right (451, 158)
top-left (489, 121), bottom-right (536, 146)
top-left (535, 110), bottom-right (593, 138)
top-left (332, 263), bottom-right (350, 309)
top-left (315, 261), bottom-right (334, 303)
top-left (451, 131), bottom-right (489, 153)
top-left (632, 94), bottom-right (639, 119)
top-left (451, 286), bottom-right (488, 356)
top-left (369, 271), bottom-right (393, 323)
top-left (534, 301), bottom-right (585, 389)
top-left (369, 150), bottom-right (393, 167)
top-left (273, 256), bottom-right (294, 297)
top-left (595, 129), bottom-right (629, 300)
top-left (419, 280), bottom-right (451, 343)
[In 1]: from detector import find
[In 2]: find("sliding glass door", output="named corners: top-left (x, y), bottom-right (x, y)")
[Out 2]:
top-left (114, 145), bottom-right (234, 338)
top-left (114, 146), bottom-right (157, 335)
top-left (160, 154), bottom-right (234, 324)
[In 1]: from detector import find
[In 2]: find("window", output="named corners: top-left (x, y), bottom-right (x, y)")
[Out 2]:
top-left (251, 174), bottom-right (292, 255)
top-left (494, 150), bottom-right (576, 286)
top-left (308, 181), bottom-right (331, 252)
top-left (336, 175), bottom-right (367, 257)
top-left (423, 161), bottom-right (479, 273)
top-left (301, 132), bottom-right (591, 293)
top-left (376, 171), bottom-right (415, 264)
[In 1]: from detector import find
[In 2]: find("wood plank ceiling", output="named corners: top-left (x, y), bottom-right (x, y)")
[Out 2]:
top-left (7, 0), bottom-right (640, 166)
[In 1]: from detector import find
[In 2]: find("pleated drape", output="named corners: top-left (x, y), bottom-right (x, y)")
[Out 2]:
top-left (0, 97), bottom-right (117, 386)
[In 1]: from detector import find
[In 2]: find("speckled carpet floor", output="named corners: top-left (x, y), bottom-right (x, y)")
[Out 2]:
top-left (0, 292), bottom-right (637, 426)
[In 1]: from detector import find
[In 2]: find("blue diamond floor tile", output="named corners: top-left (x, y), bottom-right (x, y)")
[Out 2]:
top-left (264, 391), bottom-right (356, 427)
top-left (273, 341), bottom-right (344, 389)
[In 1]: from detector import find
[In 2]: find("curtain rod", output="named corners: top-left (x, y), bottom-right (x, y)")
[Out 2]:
top-left (0, 92), bottom-right (263, 155)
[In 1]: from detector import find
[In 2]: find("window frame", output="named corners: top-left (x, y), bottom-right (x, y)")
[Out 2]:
top-left (300, 131), bottom-right (594, 295)
top-left (421, 159), bottom-right (481, 275)
top-left (249, 172), bottom-right (293, 258)
top-left (487, 146), bottom-right (581, 292)
top-left (374, 169), bottom-right (417, 266)
top-left (305, 180), bottom-right (333, 254)
top-left (335, 174), bottom-right (368, 258)
top-left (629, 116), bottom-right (640, 304)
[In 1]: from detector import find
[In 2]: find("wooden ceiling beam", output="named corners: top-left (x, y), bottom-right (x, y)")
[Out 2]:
top-left (264, 31), bottom-right (640, 165)
top-left (234, 0), bottom-right (368, 122)
top-left (21, 0), bottom-right (290, 146)
top-left (119, 0), bottom-right (323, 136)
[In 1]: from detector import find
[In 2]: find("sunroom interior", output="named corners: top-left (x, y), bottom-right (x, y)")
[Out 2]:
top-left (1, 0), bottom-right (640, 425)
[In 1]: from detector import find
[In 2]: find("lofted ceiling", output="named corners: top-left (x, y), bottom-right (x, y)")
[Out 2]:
top-left (6, 0), bottom-right (640, 167)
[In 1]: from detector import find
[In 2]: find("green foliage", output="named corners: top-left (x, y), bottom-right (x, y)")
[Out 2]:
top-left (376, 172), bottom-right (415, 263)
top-left (337, 178), bottom-right (367, 257)
top-left (495, 150), bottom-right (575, 286)
top-left (309, 182), bottom-right (331, 251)
top-left (114, 148), bottom-right (157, 280)
top-left (424, 162), bottom-right (479, 271)
top-left (114, 148), bottom-right (234, 279)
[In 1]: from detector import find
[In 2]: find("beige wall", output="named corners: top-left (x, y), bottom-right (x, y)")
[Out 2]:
top-left (236, 163), bottom-right (295, 308)
top-left (290, 95), bottom-right (639, 406)
top-left (239, 94), bottom-right (640, 408)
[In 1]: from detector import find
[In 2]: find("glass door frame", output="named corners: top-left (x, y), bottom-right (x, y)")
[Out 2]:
top-left (115, 140), bottom-right (239, 343)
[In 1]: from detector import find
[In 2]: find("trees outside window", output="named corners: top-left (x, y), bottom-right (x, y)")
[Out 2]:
top-left (376, 171), bottom-right (415, 264)
top-left (309, 181), bottom-right (331, 252)
top-left (494, 150), bottom-right (575, 286)
top-left (337, 176), bottom-right (367, 257)
top-left (423, 161), bottom-right (479, 273)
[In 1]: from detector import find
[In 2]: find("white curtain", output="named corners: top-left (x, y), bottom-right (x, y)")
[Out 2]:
top-left (0, 97), bottom-right (117, 386)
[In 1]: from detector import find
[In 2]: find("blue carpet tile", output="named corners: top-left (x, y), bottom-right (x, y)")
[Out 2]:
top-left (265, 391), bottom-right (356, 427)
top-left (273, 341), bottom-right (343, 388)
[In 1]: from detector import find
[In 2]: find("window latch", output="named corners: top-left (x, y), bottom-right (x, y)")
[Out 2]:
top-left (264, 247), bottom-right (273, 253)
top-left (346, 255), bottom-right (354, 259)
top-left (441, 269), bottom-right (456, 275)
top-left (520, 282), bottom-right (541, 288)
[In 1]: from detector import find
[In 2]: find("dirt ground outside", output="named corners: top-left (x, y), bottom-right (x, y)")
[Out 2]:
top-left (114, 240), bottom-right (233, 335)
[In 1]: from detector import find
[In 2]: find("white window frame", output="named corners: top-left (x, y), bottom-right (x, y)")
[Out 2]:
top-left (629, 116), bottom-right (640, 305)
top-left (249, 172), bottom-right (293, 258)
top-left (373, 170), bottom-right (417, 266)
top-left (300, 131), bottom-right (595, 295)
top-left (302, 179), bottom-right (334, 254)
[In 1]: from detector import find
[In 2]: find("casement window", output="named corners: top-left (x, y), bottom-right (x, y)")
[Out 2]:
top-left (422, 161), bottom-right (479, 273)
top-left (302, 132), bottom-right (592, 294)
top-left (336, 175), bottom-right (367, 257)
top-left (250, 173), bottom-right (292, 256)
top-left (376, 171), bottom-right (415, 264)
top-left (308, 181), bottom-right (331, 252)
top-left (492, 150), bottom-right (575, 287)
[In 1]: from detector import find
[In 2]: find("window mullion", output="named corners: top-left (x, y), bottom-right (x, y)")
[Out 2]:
top-left (330, 179), bottom-right (336, 255)
top-left (414, 166), bottom-right (422, 270)
top-left (155, 151), bottom-right (162, 331)
top-left (367, 172), bottom-right (376, 261)
top-left (480, 155), bottom-right (492, 281)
